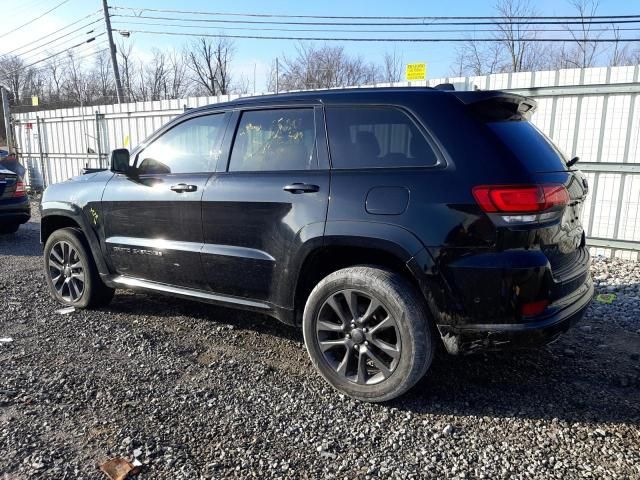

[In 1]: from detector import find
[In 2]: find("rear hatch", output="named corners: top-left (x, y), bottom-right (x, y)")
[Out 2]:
top-left (457, 91), bottom-right (589, 289)
top-left (0, 168), bottom-right (18, 199)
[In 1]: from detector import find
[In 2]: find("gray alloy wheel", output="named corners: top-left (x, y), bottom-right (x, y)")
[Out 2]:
top-left (315, 289), bottom-right (401, 385)
top-left (43, 227), bottom-right (115, 309)
top-left (48, 240), bottom-right (86, 303)
top-left (303, 266), bottom-right (433, 402)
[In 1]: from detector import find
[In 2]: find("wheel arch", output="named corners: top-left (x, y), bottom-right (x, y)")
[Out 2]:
top-left (292, 221), bottom-right (429, 325)
top-left (41, 202), bottom-right (110, 276)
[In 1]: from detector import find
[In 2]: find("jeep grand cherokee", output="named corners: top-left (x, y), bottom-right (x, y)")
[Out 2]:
top-left (40, 88), bottom-right (593, 401)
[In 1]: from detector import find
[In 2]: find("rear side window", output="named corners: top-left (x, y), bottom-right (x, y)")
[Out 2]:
top-left (229, 109), bottom-right (316, 172)
top-left (488, 121), bottom-right (568, 173)
top-left (325, 106), bottom-right (438, 169)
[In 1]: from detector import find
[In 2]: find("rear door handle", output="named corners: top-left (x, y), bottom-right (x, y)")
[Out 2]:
top-left (170, 183), bottom-right (198, 193)
top-left (283, 183), bottom-right (320, 194)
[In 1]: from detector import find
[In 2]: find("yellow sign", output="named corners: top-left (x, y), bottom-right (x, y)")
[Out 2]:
top-left (406, 63), bottom-right (427, 81)
top-left (31, 96), bottom-right (39, 106)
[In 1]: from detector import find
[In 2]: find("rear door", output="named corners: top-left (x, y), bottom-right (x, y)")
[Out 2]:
top-left (102, 112), bottom-right (230, 290)
top-left (200, 106), bottom-right (330, 305)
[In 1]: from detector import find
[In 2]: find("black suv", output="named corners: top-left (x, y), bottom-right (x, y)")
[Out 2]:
top-left (41, 88), bottom-right (593, 401)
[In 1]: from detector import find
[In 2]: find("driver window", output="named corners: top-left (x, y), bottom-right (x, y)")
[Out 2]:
top-left (136, 113), bottom-right (227, 174)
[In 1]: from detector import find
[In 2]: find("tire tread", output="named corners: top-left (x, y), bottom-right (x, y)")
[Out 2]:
top-left (303, 265), bottom-right (433, 402)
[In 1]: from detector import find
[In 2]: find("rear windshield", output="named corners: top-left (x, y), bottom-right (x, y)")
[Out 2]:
top-left (488, 121), bottom-right (568, 173)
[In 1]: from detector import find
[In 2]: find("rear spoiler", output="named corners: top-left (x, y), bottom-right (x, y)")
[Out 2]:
top-left (452, 91), bottom-right (537, 121)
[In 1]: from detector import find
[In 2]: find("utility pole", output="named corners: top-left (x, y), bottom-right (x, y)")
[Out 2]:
top-left (1, 85), bottom-right (14, 153)
top-left (102, 0), bottom-right (123, 103)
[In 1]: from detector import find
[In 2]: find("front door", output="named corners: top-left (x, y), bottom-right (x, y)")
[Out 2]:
top-left (102, 112), bottom-right (230, 290)
top-left (201, 106), bottom-right (330, 307)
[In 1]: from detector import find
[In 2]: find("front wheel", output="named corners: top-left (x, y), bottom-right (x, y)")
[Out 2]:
top-left (43, 228), bottom-right (114, 308)
top-left (303, 266), bottom-right (433, 402)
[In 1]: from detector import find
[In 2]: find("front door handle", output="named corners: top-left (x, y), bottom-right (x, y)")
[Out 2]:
top-left (170, 183), bottom-right (198, 193)
top-left (283, 183), bottom-right (320, 194)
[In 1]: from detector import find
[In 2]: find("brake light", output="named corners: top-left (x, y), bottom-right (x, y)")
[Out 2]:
top-left (14, 181), bottom-right (26, 197)
top-left (521, 299), bottom-right (549, 316)
top-left (472, 185), bottom-right (569, 213)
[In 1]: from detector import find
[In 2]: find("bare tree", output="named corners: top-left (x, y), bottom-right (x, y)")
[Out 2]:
top-left (494, 0), bottom-right (545, 72)
top-left (382, 49), bottom-right (404, 83)
top-left (234, 74), bottom-right (252, 95)
top-left (608, 24), bottom-right (635, 67)
top-left (118, 40), bottom-right (137, 102)
top-left (94, 50), bottom-right (114, 100)
top-left (452, 40), bottom-right (505, 76)
top-left (63, 51), bottom-right (92, 104)
top-left (143, 49), bottom-right (168, 101)
top-left (0, 55), bottom-right (30, 103)
top-left (559, 0), bottom-right (602, 68)
top-left (276, 43), bottom-right (379, 91)
top-left (167, 50), bottom-right (188, 99)
top-left (186, 37), bottom-right (234, 95)
top-left (44, 54), bottom-right (65, 101)
top-left (450, 0), bottom-right (550, 76)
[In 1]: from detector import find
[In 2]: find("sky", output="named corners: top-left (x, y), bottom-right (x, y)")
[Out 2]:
top-left (2, 0), bottom-right (639, 92)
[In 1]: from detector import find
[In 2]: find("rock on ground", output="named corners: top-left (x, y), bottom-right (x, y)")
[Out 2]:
top-left (0, 200), bottom-right (638, 479)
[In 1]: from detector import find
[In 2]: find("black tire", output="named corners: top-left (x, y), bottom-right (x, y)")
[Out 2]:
top-left (0, 223), bottom-right (19, 234)
top-left (303, 266), bottom-right (433, 402)
top-left (43, 228), bottom-right (115, 308)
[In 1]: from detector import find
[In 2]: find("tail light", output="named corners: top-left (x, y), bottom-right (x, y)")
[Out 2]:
top-left (14, 181), bottom-right (26, 197)
top-left (473, 184), bottom-right (569, 224)
top-left (473, 185), bottom-right (569, 213)
top-left (521, 299), bottom-right (549, 316)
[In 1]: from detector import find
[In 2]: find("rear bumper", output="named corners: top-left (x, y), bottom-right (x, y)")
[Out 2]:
top-left (437, 276), bottom-right (593, 354)
top-left (0, 196), bottom-right (31, 225)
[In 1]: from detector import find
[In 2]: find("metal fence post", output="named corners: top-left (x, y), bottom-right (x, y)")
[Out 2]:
top-left (35, 116), bottom-right (47, 191)
top-left (95, 111), bottom-right (103, 168)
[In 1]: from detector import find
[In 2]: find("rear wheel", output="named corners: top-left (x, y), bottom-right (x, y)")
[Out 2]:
top-left (43, 228), bottom-right (114, 308)
top-left (303, 266), bottom-right (433, 402)
top-left (0, 223), bottom-right (19, 234)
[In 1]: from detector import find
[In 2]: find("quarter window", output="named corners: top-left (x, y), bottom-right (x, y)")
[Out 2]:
top-left (229, 109), bottom-right (316, 172)
top-left (325, 106), bottom-right (438, 169)
top-left (136, 114), bottom-right (227, 174)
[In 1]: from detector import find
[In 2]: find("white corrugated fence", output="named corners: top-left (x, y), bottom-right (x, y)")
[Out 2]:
top-left (12, 65), bottom-right (640, 258)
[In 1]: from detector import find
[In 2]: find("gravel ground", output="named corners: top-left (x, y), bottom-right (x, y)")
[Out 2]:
top-left (1, 199), bottom-right (639, 479)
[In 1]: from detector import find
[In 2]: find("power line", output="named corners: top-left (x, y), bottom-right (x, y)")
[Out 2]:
top-left (116, 28), bottom-right (640, 43)
top-left (109, 13), bottom-right (640, 27)
top-left (109, 6), bottom-right (640, 22)
top-left (19, 31), bottom-right (105, 65)
top-left (4, 0), bottom-right (52, 18)
top-left (9, 24), bottom-right (102, 60)
top-left (111, 19), bottom-right (640, 35)
top-left (27, 44), bottom-right (109, 76)
top-left (1, 12), bottom-right (102, 57)
top-left (0, 0), bottom-right (71, 39)
top-left (1, 36), bottom-right (103, 79)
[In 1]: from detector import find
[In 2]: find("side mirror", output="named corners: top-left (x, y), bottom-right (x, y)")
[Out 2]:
top-left (109, 148), bottom-right (130, 174)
